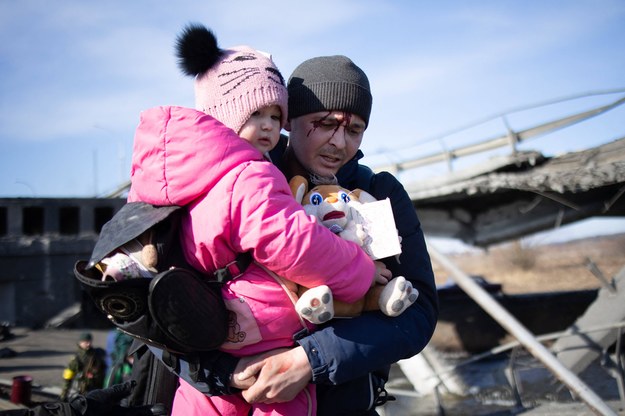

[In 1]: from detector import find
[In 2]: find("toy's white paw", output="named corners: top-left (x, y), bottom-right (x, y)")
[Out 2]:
top-left (296, 285), bottom-right (334, 324)
top-left (378, 276), bottom-right (419, 317)
top-left (355, 224), bottom-right (368, 244)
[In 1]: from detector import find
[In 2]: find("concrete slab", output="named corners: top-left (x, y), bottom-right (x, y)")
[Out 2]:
top-left (553, 266), bottom-right (625, 374)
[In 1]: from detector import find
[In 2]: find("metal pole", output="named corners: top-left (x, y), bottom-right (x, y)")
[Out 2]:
top-left (427, 241), bottom-right (618, 416)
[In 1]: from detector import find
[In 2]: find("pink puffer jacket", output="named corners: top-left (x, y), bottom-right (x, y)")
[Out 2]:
top-left (127, 106), bottom-right (374, 354)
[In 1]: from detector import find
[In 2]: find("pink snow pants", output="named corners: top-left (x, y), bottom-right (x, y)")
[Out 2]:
top-left (172, 378), bottom-right (316, 416)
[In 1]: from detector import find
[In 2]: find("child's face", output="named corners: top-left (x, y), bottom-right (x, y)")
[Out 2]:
top-left (238, 105), bottom-right (282, 154)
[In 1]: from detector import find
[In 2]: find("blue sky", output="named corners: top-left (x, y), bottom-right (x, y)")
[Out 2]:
top-left (1, 1), bottom-right (624, 244)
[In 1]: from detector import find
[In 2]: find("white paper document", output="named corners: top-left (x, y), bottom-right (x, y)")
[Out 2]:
top-left (349, 198), bottom-right (401, 260)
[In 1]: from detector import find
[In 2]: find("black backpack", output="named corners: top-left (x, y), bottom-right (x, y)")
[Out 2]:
top-left (74, 202), bottom-right (251, 354)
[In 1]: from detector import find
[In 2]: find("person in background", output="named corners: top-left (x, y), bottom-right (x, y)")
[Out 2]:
top-left (104, 330), bottom-right (134, 387)
top-left (60, 332), bottom-right (106, 401)
top-left (104, 329), bottom-right (118, 369)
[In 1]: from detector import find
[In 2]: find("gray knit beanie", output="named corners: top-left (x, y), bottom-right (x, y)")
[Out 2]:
top-left (287, 55), bottom-right (372, 127)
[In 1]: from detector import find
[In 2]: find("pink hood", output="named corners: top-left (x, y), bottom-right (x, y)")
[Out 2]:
top-left (128, 106), bottom-right (263, 205)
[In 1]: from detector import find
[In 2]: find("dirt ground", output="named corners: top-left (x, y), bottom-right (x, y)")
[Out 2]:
top-left (431, 233), bottom-right (625, 294)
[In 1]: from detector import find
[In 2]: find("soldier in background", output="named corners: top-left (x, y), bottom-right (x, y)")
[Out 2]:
top-left (59, 332), bottom-right (106, 401)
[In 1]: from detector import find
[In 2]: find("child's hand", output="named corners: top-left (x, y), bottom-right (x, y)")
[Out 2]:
top-left (233, 348), bottom-right (291, 389)
top-left (374, 261), bottom-right (392, 285)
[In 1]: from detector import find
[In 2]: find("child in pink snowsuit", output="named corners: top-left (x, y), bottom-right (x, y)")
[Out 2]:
top-left (127, 24), bottom-right (377, 416)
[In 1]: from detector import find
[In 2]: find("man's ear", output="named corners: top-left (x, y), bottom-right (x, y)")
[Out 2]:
top-left (289, 175), bottom-right (308, 203)
top-left (284, 120), bottom-right (292, 132)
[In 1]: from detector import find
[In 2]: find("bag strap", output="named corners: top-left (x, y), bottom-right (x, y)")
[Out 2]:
top-left (213, 251), bottom-right (253, 283)
top-left (255, 262), bottom-right (310, 336)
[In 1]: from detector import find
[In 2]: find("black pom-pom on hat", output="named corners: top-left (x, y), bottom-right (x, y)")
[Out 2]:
top-left (175, 23), bottom-right (289, 135)
top-left (176, 23), bottom-right (222, 77)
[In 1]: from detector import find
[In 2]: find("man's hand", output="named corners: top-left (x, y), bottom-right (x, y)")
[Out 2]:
top-left (239, 346), bottom-right (313, 404)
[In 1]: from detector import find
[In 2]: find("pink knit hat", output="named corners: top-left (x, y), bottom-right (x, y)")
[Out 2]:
top-left (176, 24), bottom-right (288, 134)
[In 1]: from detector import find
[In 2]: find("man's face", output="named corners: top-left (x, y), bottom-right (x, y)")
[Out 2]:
top-left (286, 111), bottom-right (365, 178)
